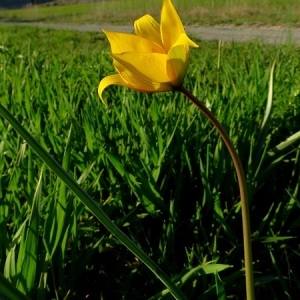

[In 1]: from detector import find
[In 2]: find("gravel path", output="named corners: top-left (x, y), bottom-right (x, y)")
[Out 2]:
top-left (2, 22), bottom-right (300, 44)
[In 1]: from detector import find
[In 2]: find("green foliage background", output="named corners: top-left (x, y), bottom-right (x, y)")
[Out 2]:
top-left (0, 26), bottom-right (300, 299)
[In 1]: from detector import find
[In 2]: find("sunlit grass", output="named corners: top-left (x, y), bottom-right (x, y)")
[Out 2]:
top-left (0, 0), bottom-right (299, 26)
top-left (1, 25), bottom-right (300, 299)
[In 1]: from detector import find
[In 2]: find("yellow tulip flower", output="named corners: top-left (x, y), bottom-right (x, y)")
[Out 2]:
top-left (98, 0), bottom-right (198, 102)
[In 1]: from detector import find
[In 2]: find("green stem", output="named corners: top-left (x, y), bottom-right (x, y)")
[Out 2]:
top-left (178, 86), bottom-right (255, 300)
top-left (0, 103), bottom-right (186, 300)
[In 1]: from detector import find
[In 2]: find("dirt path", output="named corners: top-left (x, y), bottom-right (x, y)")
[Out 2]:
top-left (2, 22), bottom-right (300, 44)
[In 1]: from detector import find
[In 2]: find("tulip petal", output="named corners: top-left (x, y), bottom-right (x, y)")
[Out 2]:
top-left (103, 30), bottom-right (164, 54)
top-left (113, 58), bottom-right (173, 92)
top-left (160, 0), bottom-right (185, 51)
top-left (111, 52), bottom-right (171, 83)
top-left (98, 74), bottom-right (128, 103)
top-left (166, 33), bottom-right (198, 86)
top-left (99, 0), bottom-right (198, 102)
top-left (134, 14), bottom-right (163, 49)
top-left (166, 44), bottom-right (189, 86)
top-left (172, 32), bottom-right (199, 49)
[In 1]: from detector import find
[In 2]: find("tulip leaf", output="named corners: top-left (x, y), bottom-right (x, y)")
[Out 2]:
top-left (0, 103), bottom-right (187, 300)
top-left (0, 272), bottom-right (29, 300)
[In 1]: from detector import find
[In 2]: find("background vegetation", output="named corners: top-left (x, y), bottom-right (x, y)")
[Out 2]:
top-left (0, 2), bottom-right (300, 299)
top-left (0, 0), bottom-right (300, 26)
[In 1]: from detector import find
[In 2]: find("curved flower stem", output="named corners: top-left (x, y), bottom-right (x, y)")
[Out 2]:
top-left (177, 86), bottom-right (255, 300)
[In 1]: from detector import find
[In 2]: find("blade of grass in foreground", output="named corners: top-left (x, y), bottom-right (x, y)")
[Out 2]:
top-left (16, 169), bottom-right (43, 294)
top-left (0, 272), bottom-right (30, 300)
top-left (0, 103), bottom-right (186, 300)
top-left (149, 263), bottom-right (230, 299)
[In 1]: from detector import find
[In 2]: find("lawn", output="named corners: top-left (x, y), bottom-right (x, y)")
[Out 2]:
top-left (0, 0), bottom-right (300, 26)
top-left (0, 11), bottom-right (300, 300)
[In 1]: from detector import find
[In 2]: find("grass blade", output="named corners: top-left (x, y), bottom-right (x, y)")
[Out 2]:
top-left (254, 61), bottom-right (275, 162)
top-left (16, 169), bottom-right (43, 294)
top-left (0, 103), bottom-right (186, 299)
top-left (0, 272), bottom-right (29, 300)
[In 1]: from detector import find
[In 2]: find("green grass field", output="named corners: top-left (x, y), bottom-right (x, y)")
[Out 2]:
top-left (0, 0), bottom-right (300, 26)
top-left (1, 7), bottom-right (300, 300)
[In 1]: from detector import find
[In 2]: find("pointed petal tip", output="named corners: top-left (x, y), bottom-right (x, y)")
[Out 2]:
top-left (189, 39), bottom-right (199, 48)
top-left (98, 74), bottom-right (131, 104)
top-left (98, 74), bottom-right (118, 104)
top-left (98, 84), bottom-right (107, 105)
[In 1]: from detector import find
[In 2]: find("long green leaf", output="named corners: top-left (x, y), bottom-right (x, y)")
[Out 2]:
top-left (49, 126), bottom-right (73, 258)
top-left (268, 130), bottom-right (300, 156)
top-left (16, 169), bottom-right (42, 294)
top-left (0, 272), bottom-right (29, 300)
top-left (254, 61), bottom-right (275, 163)
top-left (149, 263), bottom-right (231, 299)
top-left (0, 103), bottom-right (186, 300)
